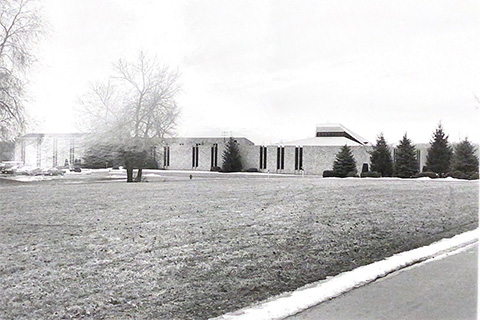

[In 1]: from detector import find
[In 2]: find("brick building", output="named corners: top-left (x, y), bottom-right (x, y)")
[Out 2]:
top-left (14, 124), bottom-right (428, 175)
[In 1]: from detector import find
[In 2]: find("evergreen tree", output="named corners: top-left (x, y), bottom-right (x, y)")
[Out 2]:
top-left (222, 137), bottom-right (243, 172)
top-left (393, 133), bottom-right (419, 178)
top-left (370, 133), bottom-right (393, 177)
top-left (425, 124), bottom-right (452, 176)
top-left (452, 138), bottom-right (479, 174)
top-left (333, 145), bottom-right (357, 177)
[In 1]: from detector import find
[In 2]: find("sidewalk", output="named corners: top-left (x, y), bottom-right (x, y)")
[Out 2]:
top-left (286, 243), bottom-right (478, 320)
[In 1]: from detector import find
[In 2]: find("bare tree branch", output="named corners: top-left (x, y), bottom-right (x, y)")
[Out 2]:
top-left (0, 0), bottom-right (43, 141)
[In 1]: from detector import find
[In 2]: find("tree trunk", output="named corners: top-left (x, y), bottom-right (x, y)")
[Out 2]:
top-left (126, 165), bottom-right (134, 182)
top-left (135, 168), bottom-right (143, 182)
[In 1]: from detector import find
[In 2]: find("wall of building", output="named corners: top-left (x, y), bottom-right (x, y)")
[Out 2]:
top-left (158, 137), bottom-right (256, 171)
top-left (14, 134), bottom-right (86, 168)
top-left (14, 133), bottom-right (433, 176)
top-left (244, 145), bottom-right (371, 175)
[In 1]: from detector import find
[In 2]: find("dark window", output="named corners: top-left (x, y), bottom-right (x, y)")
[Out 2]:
top-left (192, 146), bottom-right (195, 168)
top-left (277, 146), bottom-right (285, 170)
top-left (211, 143), bottom-right (218, 168)
top-left (299, 147), bottom-right (303, 170)
top-left (259, 146), bottom-right (267, 169)
top-left (164, 146), bottom-right (170, 167)
top-left (192, 144), bottom-right (199, 168)
top-left (295, 147), bottom-right (303, 170)
top-left (316, 131), bottom-right (363, 145)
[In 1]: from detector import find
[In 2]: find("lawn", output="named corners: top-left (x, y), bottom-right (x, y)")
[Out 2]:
top-left (0, 174), bottom-right (478, 319)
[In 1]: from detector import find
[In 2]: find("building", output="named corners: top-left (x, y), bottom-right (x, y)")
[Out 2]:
top-left (14, 133), bottom-right (87, 168)
top-left (14, 124), bottom-right (430, 175)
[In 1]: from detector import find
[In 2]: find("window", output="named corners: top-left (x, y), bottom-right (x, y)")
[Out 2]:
top-left (259, 146), bottom-right (267, 170)
top-left (276, 146), bottom-right (284, 170)
top-left (416, 149), bottom-right (421, 170)
top-left (21, 140), bottom-right (25, 163)
top-left (37, 138), bottom-right (42, 167)
top-left (52, 138), bottom-right (58, 167)
top-left (163, 146), bottom-right (170, 167)
top-left (295, 147), bottom-right (303, 170)
top-left (69, 139), bottom-right (75, 167)
top-left (192, 144), bottom-right (199, 168)
top-left (151, 146), bottom-right (157, 162)
top-left (211, 143), bottom-right (218, 168)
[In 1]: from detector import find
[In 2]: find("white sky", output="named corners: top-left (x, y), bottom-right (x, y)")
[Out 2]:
top-left (27, 0), bottom-right (480, 145)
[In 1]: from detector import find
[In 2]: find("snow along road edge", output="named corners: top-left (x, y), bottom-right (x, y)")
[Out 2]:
top-left (211, 228), bottom-right (479, 320)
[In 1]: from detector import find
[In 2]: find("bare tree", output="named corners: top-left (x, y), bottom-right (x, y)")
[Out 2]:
top-left (0, 0), bottom-right (43, 141)
top-left (78, 52), bottom-right (180, 182)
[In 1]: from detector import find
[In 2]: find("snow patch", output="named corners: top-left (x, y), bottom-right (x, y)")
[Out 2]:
top-left (212, 229), bottom-right (478, 320)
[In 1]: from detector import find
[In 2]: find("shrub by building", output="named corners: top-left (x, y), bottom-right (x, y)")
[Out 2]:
top-left (332, 145), bottom-right (357, 178)
top-left (222, 137), bottom-right (243, 172)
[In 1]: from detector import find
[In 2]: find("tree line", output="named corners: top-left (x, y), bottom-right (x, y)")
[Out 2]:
top-left (330, 124), bottom-right (479, 180)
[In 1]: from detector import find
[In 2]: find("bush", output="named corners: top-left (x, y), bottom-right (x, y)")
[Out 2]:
top-left (210, 166), bottom-right (222, 172)
top-left (447, 171), bottom-right (480, 180)
top-left (361, 171), bottom-right (381, 178)
top-left (243, 168), bottom-right (259, 173)
top-left (346, 171), bottom-right (359, 178)
top-left (414, 171), bottom-right (439, 179)
top-left (323, 170), bottom-right (335, 178)
top-left (446, 171), bottom-right (468, 179)
top-left (333, 145), bottom-right (357, 177)
top-left (468, 172), bottom-right (479, 180)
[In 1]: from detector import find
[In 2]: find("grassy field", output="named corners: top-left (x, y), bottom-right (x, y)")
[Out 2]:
top-left (0, 173), bottom-right (478, 319)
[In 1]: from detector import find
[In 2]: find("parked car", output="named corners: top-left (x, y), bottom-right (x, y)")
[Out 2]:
top-left (0, 161), bottom-right (23, 174)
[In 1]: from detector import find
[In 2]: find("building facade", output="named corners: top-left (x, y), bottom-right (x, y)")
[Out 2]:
top-left (13, 124), bottom-right (429, 175)
top-left (14, 133), bottom-right (86, 169)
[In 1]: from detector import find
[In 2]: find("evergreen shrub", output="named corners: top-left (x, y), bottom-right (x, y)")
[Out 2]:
top-left (446, 171), bottom-right (479, 180)
top-left (346, 171), bottom-right (359, 178)
top-left (361, 171), bottom-right (381, 178)
top-left (414, 172), bottom-right (439, 179)
top-left (323, 170), bottom-right (335, 178)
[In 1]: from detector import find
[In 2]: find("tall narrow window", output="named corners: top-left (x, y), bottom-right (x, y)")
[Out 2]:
top-left (211, 143), bottom-right (218, 168)
top-left (192, 146), bottom-right (196, 168)
top-left (299, 147), bottom-right (303, 170)
top-left (192, 144), bottom-right (199, 168)
top-left (52, 138), bottom-right (58, 167)
top-left (259, 146), bottom-right (268, 170)
top-left (151, 146), bottom-right (157, 162)
top-left (69, 139), bottom-right (75, 167)
top-left (281, 146), bottom-right (285, 169)
top-left (164, 146), bottom-right (170, 167)
top-left (263, 146), bottom-right (267, 169)
top-left (276, 146), bottom-right (285, 170)
top-left (21, 140), bottom-right (25, 163)
top-left (416, 149), bottom-right (421, 170)
top-left (37, 138), bottom-right (42, 167)
top-left (295, 147), bottom-right (303, 170)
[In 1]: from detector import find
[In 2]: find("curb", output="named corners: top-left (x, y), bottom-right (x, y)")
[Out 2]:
top-left (211, 229), bottom-right (479, 320)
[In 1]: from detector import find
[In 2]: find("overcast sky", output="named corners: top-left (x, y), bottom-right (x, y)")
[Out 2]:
top-left (27, 0), bottom-right (480, 145)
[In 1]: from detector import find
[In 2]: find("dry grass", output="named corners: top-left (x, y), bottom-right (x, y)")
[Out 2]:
top-left (0, 175), bottom-right (478, 319)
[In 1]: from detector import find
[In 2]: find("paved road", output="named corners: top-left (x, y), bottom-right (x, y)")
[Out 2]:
top-left (286, 243), bottom-right (478, 320)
